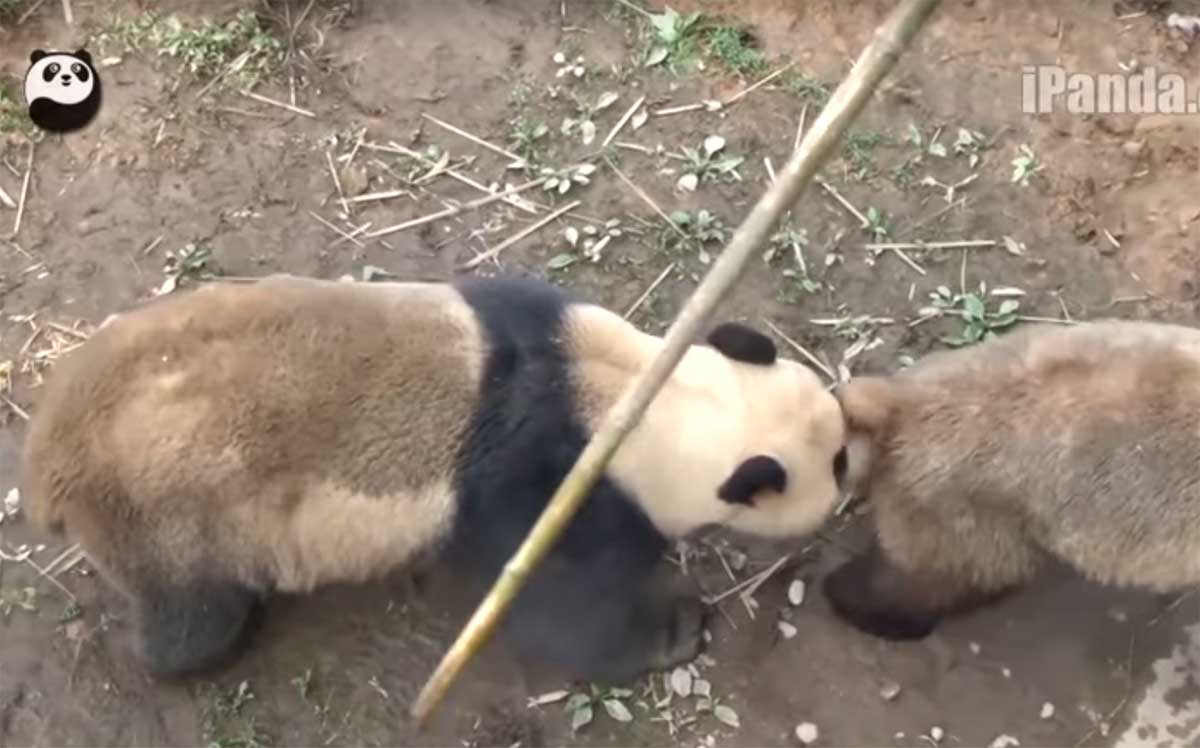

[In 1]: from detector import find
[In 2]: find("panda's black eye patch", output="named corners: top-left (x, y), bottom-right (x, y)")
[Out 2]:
top-left (42, 62), bottom-right (60, 82)
top-left (71, 63), bottom-right (90, 82)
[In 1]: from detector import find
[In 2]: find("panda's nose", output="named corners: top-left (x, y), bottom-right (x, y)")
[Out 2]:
top-left (61, 74), bottom-right (72, 83)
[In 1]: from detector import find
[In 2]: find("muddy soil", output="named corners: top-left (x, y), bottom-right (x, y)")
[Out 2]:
top-left (1, 0), bottom-right (1200, 746)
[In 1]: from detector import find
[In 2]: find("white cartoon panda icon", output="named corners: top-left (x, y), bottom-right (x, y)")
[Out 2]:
top-left (23, 48), bottom-right (102, 134)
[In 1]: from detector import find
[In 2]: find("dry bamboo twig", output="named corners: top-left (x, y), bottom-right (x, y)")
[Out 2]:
top-left (410, 0), bottom-right (945, 724)
top-left (240, 90), bottom-right (316, 117)
top-left (652, 102), bottom-right (707, 117)
top-left (308, 211), bottom-right (366, 248)
top-left (761, 318), bottom-right (836, 382)
top-left (794, 104), bottom-right (808, 152)
top-left (325, 150), bottom-right (350, 216)
top-left (603, 95), bottom-right (646, 148)
top-left (346, 189), bottom-right (411, 204)
top-left (11, 142), bottom-right (34, 238)
top-left (1, 394), bottom-right (30, 421)
top-left (863, 239), bottom-right (995, 251)
top-left (16, 0), bottom-right (48, 25)
top-left (723, 62), bottom-right (794, 106)
top-left (816, 177), bottom-right (869, 227)
top-left (365, 177), bottom-right (548, 239)
top-left (421, 113), bottom-right (523, 164)
top-left (707, 554), bottom-right (792, 604)
top-left (366, 141), bottom-right (541, 215)
top-left (623, 262), bottom-right (675, 319)
top-left (458, 200), bottom-right (580, 270)
top-left (605, 157), bottom-right (687, 239)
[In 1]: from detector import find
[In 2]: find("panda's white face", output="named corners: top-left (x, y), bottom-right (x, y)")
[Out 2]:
top-left (25, 53), bottom-right (96, 107)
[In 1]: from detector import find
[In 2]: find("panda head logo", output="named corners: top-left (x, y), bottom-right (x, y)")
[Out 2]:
top-left (23, 48), bottom-right (103, 134)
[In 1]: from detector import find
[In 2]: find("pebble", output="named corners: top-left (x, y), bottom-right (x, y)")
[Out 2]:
top-left (788, 579), bottom-right (807, 606)
top-left (1040, 702), bottom-right (1055, 720)
top-left (795, 722), bottom-right (819, 745)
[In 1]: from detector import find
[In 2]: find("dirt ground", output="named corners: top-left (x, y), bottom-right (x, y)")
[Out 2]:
top-left (2, 0), bottom-right (1200, 746)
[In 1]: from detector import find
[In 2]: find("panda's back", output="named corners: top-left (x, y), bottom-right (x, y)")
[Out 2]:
top-left (443, 275), bottom-right (668, 580)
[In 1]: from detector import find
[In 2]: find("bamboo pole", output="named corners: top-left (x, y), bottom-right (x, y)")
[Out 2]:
top-left (410, 0), bottom-right (944, 726)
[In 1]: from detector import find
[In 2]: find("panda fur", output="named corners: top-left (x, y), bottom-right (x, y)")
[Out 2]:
top-left (21, 273), bottom-right (847, 682)
top-left (23, 49), bottom-right (102, 134)
top-left (823, 318), bottom-right (1200, 641)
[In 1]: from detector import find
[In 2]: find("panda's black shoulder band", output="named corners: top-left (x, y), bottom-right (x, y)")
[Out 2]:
top-left (706, 322), bottom-right (776, 366)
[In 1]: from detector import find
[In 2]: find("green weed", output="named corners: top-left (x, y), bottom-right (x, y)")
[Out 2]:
top-left (96, 10), bottom-right (285, 91)
top-left (925, 284), bottom-right (1021, 346)
top-left (0, 80), bottom-right (38, 140)
top-left (642, 6), bottom-right (705, 71)
top-left (705, 26), bottom-right (767, 77)
top-left (0, 0), bottom-right (29, 22)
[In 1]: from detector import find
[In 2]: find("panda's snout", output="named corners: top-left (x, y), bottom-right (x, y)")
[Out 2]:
top-left (60, 74), bottom-right (73, 85)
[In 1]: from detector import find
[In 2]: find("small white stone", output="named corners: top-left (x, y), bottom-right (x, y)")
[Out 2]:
top-left (795, 722), bottom-right (819, 745)
top-left (1001, 667), bottom-right (1012, 678)
top-left (929, 726), bottom-right (945, 742)
top-left (1040, 702), bottom-right (1055, 720)
top-left (879, 681), bottom-right (902, 701)
top-left (788, 579), bottom-right (807, 606)
top-left (969, 642), bottom-right (982, 655)
top-left (990, 735), bottom-right (1020, 748)
top-left (778, 621), bottom-right (798, 639)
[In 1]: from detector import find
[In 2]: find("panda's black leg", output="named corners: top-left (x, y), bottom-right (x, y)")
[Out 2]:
top-left (644, 594), bottom-right (706, 673)
top-left (502, 555), bottom-right (708, 685)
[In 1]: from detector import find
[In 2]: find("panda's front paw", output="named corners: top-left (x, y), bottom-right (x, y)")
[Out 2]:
top-left (648, 596), bottom-right (707, 671)
top-left (823, 555), bottom-right (939, 641)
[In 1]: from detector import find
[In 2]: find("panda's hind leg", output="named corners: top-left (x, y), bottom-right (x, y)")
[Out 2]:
top-left (132, 575), bottom-right (265, 679)
top-left (824, 490), bottom-right (1038, 641)
top-left (503, 553), bottom-right (707, 685)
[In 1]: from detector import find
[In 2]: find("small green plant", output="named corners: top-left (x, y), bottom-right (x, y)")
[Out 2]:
top-left (1011, 144), bottom-right (1041, 187)
top-left (561, 218), bottom-right (624, 263)
top-left (865, 206), bottom-right (889, 240)
top-left (842, 130), bottom-right (883, 179)
top-left (924, 284), bottom-right (1021, 346)
top-left (0, 80), bottom-right (38, 140)
top-left (509, 118), bottom-right (550, 163)
top-left (704, 26), bottom-right (767, 77)
top-left (564, 685), bottom-right (636, 731)
top-left (953, 127), bottom-right (987, 168)
top-left (561, 90), bottom-right (620, 146)
top-left (781, 71), bottom-right (831, 107)
top-left (768, 226), bottom-right (822, 295)
top-left (666, 209), bottom-right (729, 264)
top-left (59, 602), bottom-right (83, 623)
top-left (157, 242), bottom-right (218, 295)
top-left (97, 10), bottom-right (285, 90)
top-left (0, 586), bottom-right (37, 616)
top-left (644, 6), bottom-right (704, 69)
top-left (0, 0), bottom-right (28, 22)
top-left (539, 162), bottom-right (597, 196)
top-left (201, 680), bottom-right (270, 748)
top-left (675, 134), bottom-right (744, 191)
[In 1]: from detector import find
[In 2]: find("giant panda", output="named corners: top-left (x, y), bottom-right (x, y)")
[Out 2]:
top-left (823, 318), bottom-right (1200, 641)
top-left (21, 273), bottom-right (848, 683)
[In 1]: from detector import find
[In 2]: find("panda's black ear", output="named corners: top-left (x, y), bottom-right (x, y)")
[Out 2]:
top-left (717, 455), bottom-right (787, 506)
top-left (707, 322), bottom-right (776, 366)
top-left (74, 49), bottom-right (93, 65)
top-left (30, 50), bottom-right (48, 64)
